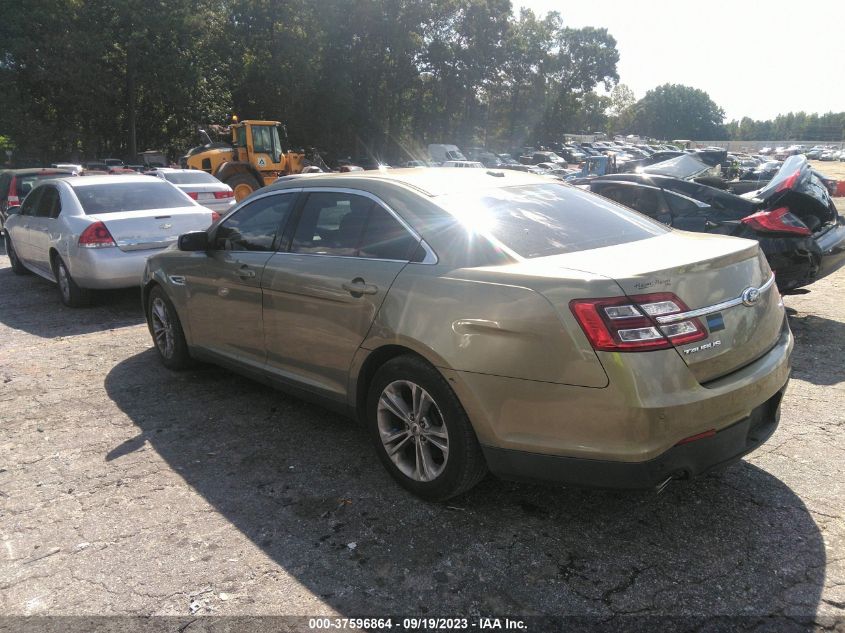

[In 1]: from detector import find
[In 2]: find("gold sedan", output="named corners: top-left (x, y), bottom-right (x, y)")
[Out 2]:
top-left (142, 169), bottom-right (792, 500)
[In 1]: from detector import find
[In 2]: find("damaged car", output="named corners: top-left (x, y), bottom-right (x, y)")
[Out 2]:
top-left (581, 155), bottom-right (845, 292)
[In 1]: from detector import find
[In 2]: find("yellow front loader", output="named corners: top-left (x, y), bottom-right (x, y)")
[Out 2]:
top-left (183, 119), bottom-right (307, 200)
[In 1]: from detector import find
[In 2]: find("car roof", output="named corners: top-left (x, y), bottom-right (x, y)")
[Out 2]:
top-left (66, 174), bottom-right (161, 187)
top-left (266, 167), bottom-right (548, 197)
top-left (2, 168), bottom-right (74, 175)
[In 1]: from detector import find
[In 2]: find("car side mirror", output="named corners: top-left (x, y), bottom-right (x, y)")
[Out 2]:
top-left (6, 205), bottom-right (21, 215)
top-left (178, 231), bottom-right (209, 251)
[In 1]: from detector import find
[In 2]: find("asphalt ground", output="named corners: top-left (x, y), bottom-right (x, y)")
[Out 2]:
top-left (1, 201), bottom-right (844, 631)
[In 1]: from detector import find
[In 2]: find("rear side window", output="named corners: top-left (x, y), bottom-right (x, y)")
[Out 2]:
top-left (665, 191), bottom-right (702, 216)
top-left (437, 183), bottom-right (667, 259)
top-left (358, 206), bottom-right (418, 260)
top-left (214, 194), bottom-right (295, 252)
top-left (72, 181), bottom-right (191, 214)
top-left (162, 171), bottom-right (219, 185)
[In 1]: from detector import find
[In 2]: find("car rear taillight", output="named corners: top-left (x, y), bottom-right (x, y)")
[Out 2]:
top-left (78, 221), bottom-right (116, 248)
top-left (186, 192), bottom-right (199, 200)
top-left (213, 190), bottom-right (234, 199)
top-left (8, 175), bottom-right (19, 202)
top-left (775, 169), bottom-right (801, 192)
top-left (570, 293), bottom-right (707, 352)
top-left (742, 207), bottom-right (811, 236)
top-left (210, 211), bottom-right (221, 223)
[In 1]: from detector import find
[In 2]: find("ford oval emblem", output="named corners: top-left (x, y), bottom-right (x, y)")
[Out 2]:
top-left (741, 287), bottom-right (760, 306)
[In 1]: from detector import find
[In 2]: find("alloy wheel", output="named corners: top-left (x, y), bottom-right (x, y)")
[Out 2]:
top-left (377, 380), bottom-right (449, 482)
top-left (56, 261), bottom-right (71, 301)
top-left (150, 297), bottom-right (175, 359)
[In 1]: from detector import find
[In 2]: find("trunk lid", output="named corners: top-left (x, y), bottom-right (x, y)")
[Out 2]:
top-left (535, 231), bottom-right (785, 383)
top-left (91, 207), bottom-right (213, 252)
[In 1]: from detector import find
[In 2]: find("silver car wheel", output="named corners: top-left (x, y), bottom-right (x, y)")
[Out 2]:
top-left (150, 297), bottom-right (175, 359)
top-left (377, 380), bottom-right (449, 482)
top-left (56, 261), bottom-right (71, 301)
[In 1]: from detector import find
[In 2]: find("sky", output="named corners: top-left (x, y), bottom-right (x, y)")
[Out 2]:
top-left (511, 0), bottom-right (845, 121)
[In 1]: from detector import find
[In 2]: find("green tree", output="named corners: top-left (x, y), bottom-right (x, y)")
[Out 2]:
top-left (629, 83), bottom-right (726, 140)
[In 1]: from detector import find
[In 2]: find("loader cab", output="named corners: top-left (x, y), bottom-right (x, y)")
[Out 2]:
top-left (232, 121), bottom-right (285, 170)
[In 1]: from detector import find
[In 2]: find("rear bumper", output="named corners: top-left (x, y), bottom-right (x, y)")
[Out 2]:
top-left (482, 386), bottom-right (786, 489)
top-left (815, 222), bottom-right (845, 280)
top-left (199, 199), bottom-right (236, 213)
top-left (766, 222), bottom-right (845, 291)
top-left (68, 246), bottom-right (166, 289)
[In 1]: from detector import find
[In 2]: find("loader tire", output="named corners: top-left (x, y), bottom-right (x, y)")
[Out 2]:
top-left (227, 173), bottom-right (261, 202)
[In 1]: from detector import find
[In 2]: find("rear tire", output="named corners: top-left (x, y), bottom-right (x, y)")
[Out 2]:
top-left (226, 173), bottom-right (261, 202)
top-left (52, 255), bottom-right (91, 307)
top-left (147, 286), bottom-right (192, 370)
top-left (366, 355), bottom-right (487, 501)
top-left (5, 234), bottom-right (28, 275)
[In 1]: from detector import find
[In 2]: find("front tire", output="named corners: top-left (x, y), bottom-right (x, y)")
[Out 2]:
top-left (5, 234), bottom-right (28, 275)
top-left (147, 286), bottom-right (192, 370)
top-left (226, 173), bottom-right (261, 202)
top-left (52, 255), bottom-right (91, 307)
top-left (367, 355), bottom-right (487, 501)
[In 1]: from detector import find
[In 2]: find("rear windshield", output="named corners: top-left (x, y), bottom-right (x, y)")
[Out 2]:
top-left (72, 181), bottom-right (191, 214)
top-left (162, 171), bottom-right (219, 185)
top-left (436, 183), bottom-right (668, 258)
top-left (18, 173), bottom-right (73, 196)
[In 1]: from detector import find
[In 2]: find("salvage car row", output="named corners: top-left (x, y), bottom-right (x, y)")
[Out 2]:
top-left (0, 165), bottom-right (832, 500)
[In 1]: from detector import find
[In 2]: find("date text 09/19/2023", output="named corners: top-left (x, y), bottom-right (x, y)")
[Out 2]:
top-left (307, 617), bottom-right (528, 630)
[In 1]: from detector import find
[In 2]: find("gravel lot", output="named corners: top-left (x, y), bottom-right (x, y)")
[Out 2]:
top-left (1, 190), bottom-right (844, 629)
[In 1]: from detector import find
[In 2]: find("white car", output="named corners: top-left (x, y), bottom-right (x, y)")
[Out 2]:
top-left (148, 168), bottom-right (235, 213)
top-left (51, 163), bottom-right (84, 176)
top-left (4, 175), bottom-right (215, 306)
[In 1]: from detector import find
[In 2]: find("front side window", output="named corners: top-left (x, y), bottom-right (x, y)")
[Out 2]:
top-left (437, 183), bottom-right (667, 259)
top-left (251, 126), bottom-right (273, 154)
top-left (213, 193), bottom-right (295, 252)
top-left (593, 183), bottom-right (639, 209)
top-left (20, 187), bottom-right (43, 216)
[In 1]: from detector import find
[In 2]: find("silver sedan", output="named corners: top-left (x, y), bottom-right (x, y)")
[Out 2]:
top-left (4, 175), bottom-right (215, 306)
top-left (148, 168), bottom-right (236, 214)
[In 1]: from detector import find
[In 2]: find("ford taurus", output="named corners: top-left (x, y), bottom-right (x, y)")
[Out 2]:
top-left (142, 169), bottom-right (792, 500)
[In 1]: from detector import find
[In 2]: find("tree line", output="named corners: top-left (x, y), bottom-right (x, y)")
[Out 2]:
top-left (1, 0), bottom-right (841, 167)
top-left (0, 0), bottom-right (619, 164)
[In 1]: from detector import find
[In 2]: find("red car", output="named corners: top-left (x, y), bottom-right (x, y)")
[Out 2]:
top-left (0, 168), bottom-right (75, 231)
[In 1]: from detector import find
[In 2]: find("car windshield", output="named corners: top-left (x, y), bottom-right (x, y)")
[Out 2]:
top-left (163, 171), bottom-right (219, 185)
top-left (436, 183), bottom-right (668, 259)
top-left (72, 182), bottom-right (192, 214)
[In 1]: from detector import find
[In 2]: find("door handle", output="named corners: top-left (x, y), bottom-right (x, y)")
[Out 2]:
top-left (342, 279), bottom-right (378, 297)
top-left (234, 265), bottom-right (256, 279)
